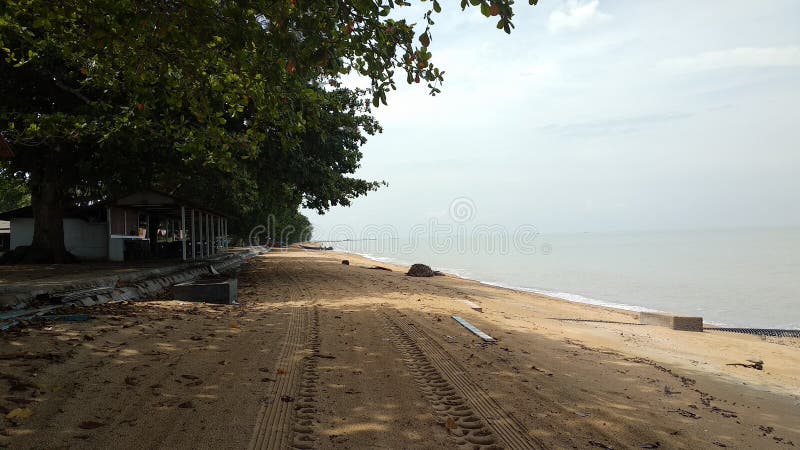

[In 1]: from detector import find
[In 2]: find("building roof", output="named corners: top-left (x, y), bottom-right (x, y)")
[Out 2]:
top-left (0, 190), bottom-right (230, 221)
top-left (0, 205), bottom-right (106, 222)
top-left (111, 190), bottom-right (230, 218)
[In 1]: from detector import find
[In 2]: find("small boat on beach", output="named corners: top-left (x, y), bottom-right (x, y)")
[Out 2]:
top-left (299, 244), bottom-right (334, 251)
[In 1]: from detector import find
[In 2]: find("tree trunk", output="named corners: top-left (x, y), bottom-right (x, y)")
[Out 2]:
top-left (27, 161), bottom-right (67, 263)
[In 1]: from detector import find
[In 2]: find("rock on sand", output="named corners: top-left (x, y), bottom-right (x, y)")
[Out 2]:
top-left (406, 263), bottom-right (435, 277)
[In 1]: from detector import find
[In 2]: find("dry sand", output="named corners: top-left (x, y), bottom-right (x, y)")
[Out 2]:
top-left (1, 248), bottom-right (798, 449)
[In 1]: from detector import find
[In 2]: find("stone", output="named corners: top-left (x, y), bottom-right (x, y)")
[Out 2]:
top-left (406, 264), bottom-right (435, 277)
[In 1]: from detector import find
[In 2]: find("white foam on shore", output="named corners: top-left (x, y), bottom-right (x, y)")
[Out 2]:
top-left (480, 281), bottom-right (662, 314)
top-left (331, 246), bottom-right (667, 316)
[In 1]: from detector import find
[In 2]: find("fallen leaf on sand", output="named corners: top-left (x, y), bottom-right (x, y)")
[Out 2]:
top-left (276, 368), bottom-right (286, 375)
top-left (78, 421), bottom-right (106, 429)
top-left (228, 322), bottom-right (240, 329)
top-left (6, 408), bottom-right (33, 419)
top-left (446, 418), bottom-right (457, 430)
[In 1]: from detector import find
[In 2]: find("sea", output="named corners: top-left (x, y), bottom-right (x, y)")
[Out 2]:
top-left (325, 227), bottom-right (800, 329)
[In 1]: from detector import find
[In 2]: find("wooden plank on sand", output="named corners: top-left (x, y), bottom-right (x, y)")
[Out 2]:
top-left (452, 316), bottom-right (495, 342)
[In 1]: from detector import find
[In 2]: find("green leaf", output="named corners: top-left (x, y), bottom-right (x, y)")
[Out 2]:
top-left (419, 32), bottom-right (430, 47)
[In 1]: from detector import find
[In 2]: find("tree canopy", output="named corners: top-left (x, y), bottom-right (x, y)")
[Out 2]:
top-left (0, 0), bottom-right (534, 261)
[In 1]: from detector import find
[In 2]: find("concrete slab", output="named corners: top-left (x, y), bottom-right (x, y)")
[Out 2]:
top-left (173, 277), bottom-right (238, 305)
top-left (640, 312), bottom-right (703, 332)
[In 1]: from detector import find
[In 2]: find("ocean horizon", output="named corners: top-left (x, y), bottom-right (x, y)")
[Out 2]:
top-left (320, 227), bottom-right (800, 329)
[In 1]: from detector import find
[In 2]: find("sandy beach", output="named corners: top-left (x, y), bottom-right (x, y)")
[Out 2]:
top-left (1, 248), bottom-right (799, 449)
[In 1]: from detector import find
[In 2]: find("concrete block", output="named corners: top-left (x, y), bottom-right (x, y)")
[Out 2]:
top-left (640, 312), bottom-right (703, 332)
top-left (173, 278), bottom-right (237, 305)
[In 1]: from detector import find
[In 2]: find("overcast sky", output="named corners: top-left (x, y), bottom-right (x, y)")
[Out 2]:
top-left (307, 0), bottom-right (800, 238)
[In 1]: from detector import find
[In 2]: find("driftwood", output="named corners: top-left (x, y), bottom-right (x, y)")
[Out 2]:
top-left (726, 358), bottom-right (763, 370)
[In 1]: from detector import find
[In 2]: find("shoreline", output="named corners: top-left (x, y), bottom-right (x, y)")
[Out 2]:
top-left (317, 246), bottom-right (730, 326)
top-left (295, 246), bottom-right (800, 396)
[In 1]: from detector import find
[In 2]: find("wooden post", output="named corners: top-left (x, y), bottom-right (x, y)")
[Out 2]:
top-left (181, 206), bottom-right (186, 261)
top-left (191, 209), bottom-right (196, 260)
top-left (199, 211), bottom-right (204, 258)
top-left (106, 207), bottom-right (112, 260)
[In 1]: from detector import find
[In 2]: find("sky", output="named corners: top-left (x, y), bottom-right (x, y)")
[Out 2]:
top-left (306, 0), bottom-right (800, 239)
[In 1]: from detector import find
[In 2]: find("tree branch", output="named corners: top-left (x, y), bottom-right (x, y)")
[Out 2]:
top-left (53, 79), bottom-right (92, 105)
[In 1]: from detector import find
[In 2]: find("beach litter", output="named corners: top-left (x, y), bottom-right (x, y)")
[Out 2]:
top-left (5, 407), bottom-right (33, 420)
top-left (726, 358), bottom-right (763, 370)
top-left (452, 315), bottom-right (496, 342)
top-left (463, 300), bottom-right (483, 312)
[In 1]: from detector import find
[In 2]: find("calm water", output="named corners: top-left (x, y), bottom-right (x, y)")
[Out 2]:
top-left (329, 228), bottom-right (800, 329)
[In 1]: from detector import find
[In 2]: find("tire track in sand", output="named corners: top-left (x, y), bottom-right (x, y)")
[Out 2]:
top-left (291, 306), bottom-right (320, 449)
top-left (248, 267), bottom-right (312, 450)
top-left (383, 311), bottom-right (544, 450)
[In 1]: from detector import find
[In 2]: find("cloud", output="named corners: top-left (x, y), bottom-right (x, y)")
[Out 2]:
top-left (520, 62), bottom-right (560, 79)
top-left (540, 112), bottom-right (692, 138)
top-left (547, 0), bottom-right (611, 33)
top-left (660, 46), bottom-right (800, 73)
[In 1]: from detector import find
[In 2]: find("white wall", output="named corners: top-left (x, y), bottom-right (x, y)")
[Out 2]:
top-left (64, 219), bottom-right (108, 260)
top-left (10, 218), bottom-right (108, 260)
top-left (10, 218), bottom-right (34, 249)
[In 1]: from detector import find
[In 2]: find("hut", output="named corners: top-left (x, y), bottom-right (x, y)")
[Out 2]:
top-left (0, 190), bottom-right (229, 262)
